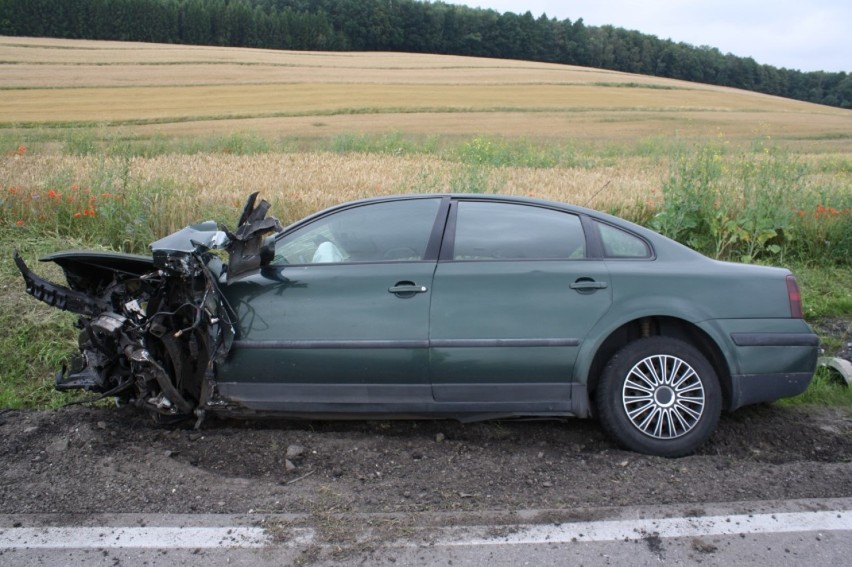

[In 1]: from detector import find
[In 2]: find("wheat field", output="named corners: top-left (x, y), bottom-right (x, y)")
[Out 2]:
top-left (1, 37), bottom-right (850, 216)
top-left (2, 36), bottom-right (850, 142)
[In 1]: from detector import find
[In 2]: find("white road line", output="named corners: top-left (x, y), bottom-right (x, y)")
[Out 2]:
top-left (436, 510), bottom-right (852, 547)
top-left (0, 510), bottom-right (848, 550)
top-left (0, 526), bottom-right (272, 549)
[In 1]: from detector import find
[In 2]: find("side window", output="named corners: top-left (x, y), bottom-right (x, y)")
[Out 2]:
top-left (274, 199), bottom-right (441, 264)
top-left (452, 202), bottom-right (585, 260)
top-left (596, 221), bottom-right (652, 258)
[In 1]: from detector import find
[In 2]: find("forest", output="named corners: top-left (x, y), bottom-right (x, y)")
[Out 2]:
top-left (1, 0), bottom-right (850, 109)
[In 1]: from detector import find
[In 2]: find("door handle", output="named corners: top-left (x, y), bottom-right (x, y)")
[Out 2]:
top-left (388, 284), bottom-right (428, 293)
top-left (388, 281), bottom-right (428, 297)
top-left (569, 280), bottom-right (608, 291)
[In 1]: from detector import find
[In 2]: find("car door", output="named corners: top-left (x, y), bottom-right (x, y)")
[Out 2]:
top-left (216, 197), bottom-right (446, 410)
top-left (429, 199), bottom-right (612, 404)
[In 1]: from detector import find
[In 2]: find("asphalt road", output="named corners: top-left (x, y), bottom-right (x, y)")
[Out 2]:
top-left (1, 497), bottom-right (850, 566)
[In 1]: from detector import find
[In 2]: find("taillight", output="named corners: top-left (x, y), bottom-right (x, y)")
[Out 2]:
top-left (786, 275), bottom-right (803, 318)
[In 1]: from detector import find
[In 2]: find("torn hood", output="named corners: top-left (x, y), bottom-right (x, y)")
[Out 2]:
top-left (18, 192), bottom-right (281, 299)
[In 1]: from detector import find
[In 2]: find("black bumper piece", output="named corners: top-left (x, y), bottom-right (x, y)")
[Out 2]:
top-left (13, 250), bottom-right (110, 317)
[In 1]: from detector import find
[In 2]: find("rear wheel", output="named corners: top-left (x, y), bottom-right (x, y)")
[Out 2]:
top-left (596, 337), bottom-right (721, 457)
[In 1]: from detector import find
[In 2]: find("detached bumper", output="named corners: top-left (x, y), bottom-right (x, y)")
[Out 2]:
top-left (13, 250), bottom-right (110, 317)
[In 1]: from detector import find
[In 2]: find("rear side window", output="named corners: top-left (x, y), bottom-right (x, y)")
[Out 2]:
top-left (451, 202), bottom-right (585, 260)
top-left (274, 199), bottom-right (441, 264)
top-left (596, 221), bottom-right (651, 258)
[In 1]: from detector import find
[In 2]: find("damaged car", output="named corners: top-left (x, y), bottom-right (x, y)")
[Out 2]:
top-left (15, 193), bottom-right (819, 457)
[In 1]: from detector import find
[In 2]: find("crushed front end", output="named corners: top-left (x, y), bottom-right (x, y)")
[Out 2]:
top-left (14, 193), bottom-right (281, 421)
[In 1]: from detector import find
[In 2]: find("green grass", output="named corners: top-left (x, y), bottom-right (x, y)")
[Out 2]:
top-left (0, 233), bottom-right (84, 408)
top-left (61, 128), bottom-right (275, 157)
top-left (795, 265), bottom-right (852, 320)
top-left (450, 136), bottom-right (561, 168)
top-left (326, 132), bottom-right (440, 156)
top-left (777, 367), bottom-right (852, 408)
top-left (0, 127), bottom-right (683, 167)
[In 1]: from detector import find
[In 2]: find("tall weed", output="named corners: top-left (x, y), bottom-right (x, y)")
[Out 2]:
top-left (650, 141), bottom-right (851, 265)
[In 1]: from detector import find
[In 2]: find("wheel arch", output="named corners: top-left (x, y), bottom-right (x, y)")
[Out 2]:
top-left (584, 316), bottom-right (733, 412)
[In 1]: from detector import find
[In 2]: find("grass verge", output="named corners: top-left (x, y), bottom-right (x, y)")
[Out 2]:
top-left (0, 232), bottom-right (84, 408)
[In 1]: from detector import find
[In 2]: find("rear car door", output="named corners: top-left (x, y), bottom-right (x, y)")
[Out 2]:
top-left (429, 199), bottom-right (612, 404)
top-left (216, 197), bottom-right (445, 411)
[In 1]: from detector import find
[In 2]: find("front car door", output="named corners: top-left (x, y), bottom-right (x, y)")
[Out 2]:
top-left (216, 197), bottom-right (446, 412)
top-left (429, 199), bottom-right (612, 409)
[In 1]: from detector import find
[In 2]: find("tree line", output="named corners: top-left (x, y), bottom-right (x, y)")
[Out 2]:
top-left (1, 0), bottom-right (849, 108)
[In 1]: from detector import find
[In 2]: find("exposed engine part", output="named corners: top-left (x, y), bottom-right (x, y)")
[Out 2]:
top-left (14, 193), bottom-right (282, 421)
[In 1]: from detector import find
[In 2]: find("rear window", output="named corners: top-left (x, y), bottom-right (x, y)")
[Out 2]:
top-left (596, 221), bottom-right (651, 258)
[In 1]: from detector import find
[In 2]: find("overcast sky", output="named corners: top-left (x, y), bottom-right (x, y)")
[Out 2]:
top-left (457, 0), bottom-right (850, 73)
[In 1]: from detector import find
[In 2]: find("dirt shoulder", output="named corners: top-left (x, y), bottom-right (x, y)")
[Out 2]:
top-left (1, 403), bottom-right (850, 517)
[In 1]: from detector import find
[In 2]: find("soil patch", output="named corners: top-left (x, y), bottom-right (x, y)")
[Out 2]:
top-left (1, 404), bottom-right (850, 516)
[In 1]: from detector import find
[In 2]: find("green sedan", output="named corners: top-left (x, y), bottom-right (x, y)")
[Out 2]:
top-left (15, 193), bottom-right (818, 457)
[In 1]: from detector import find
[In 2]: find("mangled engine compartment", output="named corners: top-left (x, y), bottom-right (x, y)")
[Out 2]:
top-left (14, 193), bottom-right (281, 422)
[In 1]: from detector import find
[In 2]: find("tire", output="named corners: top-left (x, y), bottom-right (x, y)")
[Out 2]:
top-left (596, 337), bottom-right (721, 457)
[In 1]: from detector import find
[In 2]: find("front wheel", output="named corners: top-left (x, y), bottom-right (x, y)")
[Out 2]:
top-left (596, 337), bottom-right (721, 457)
